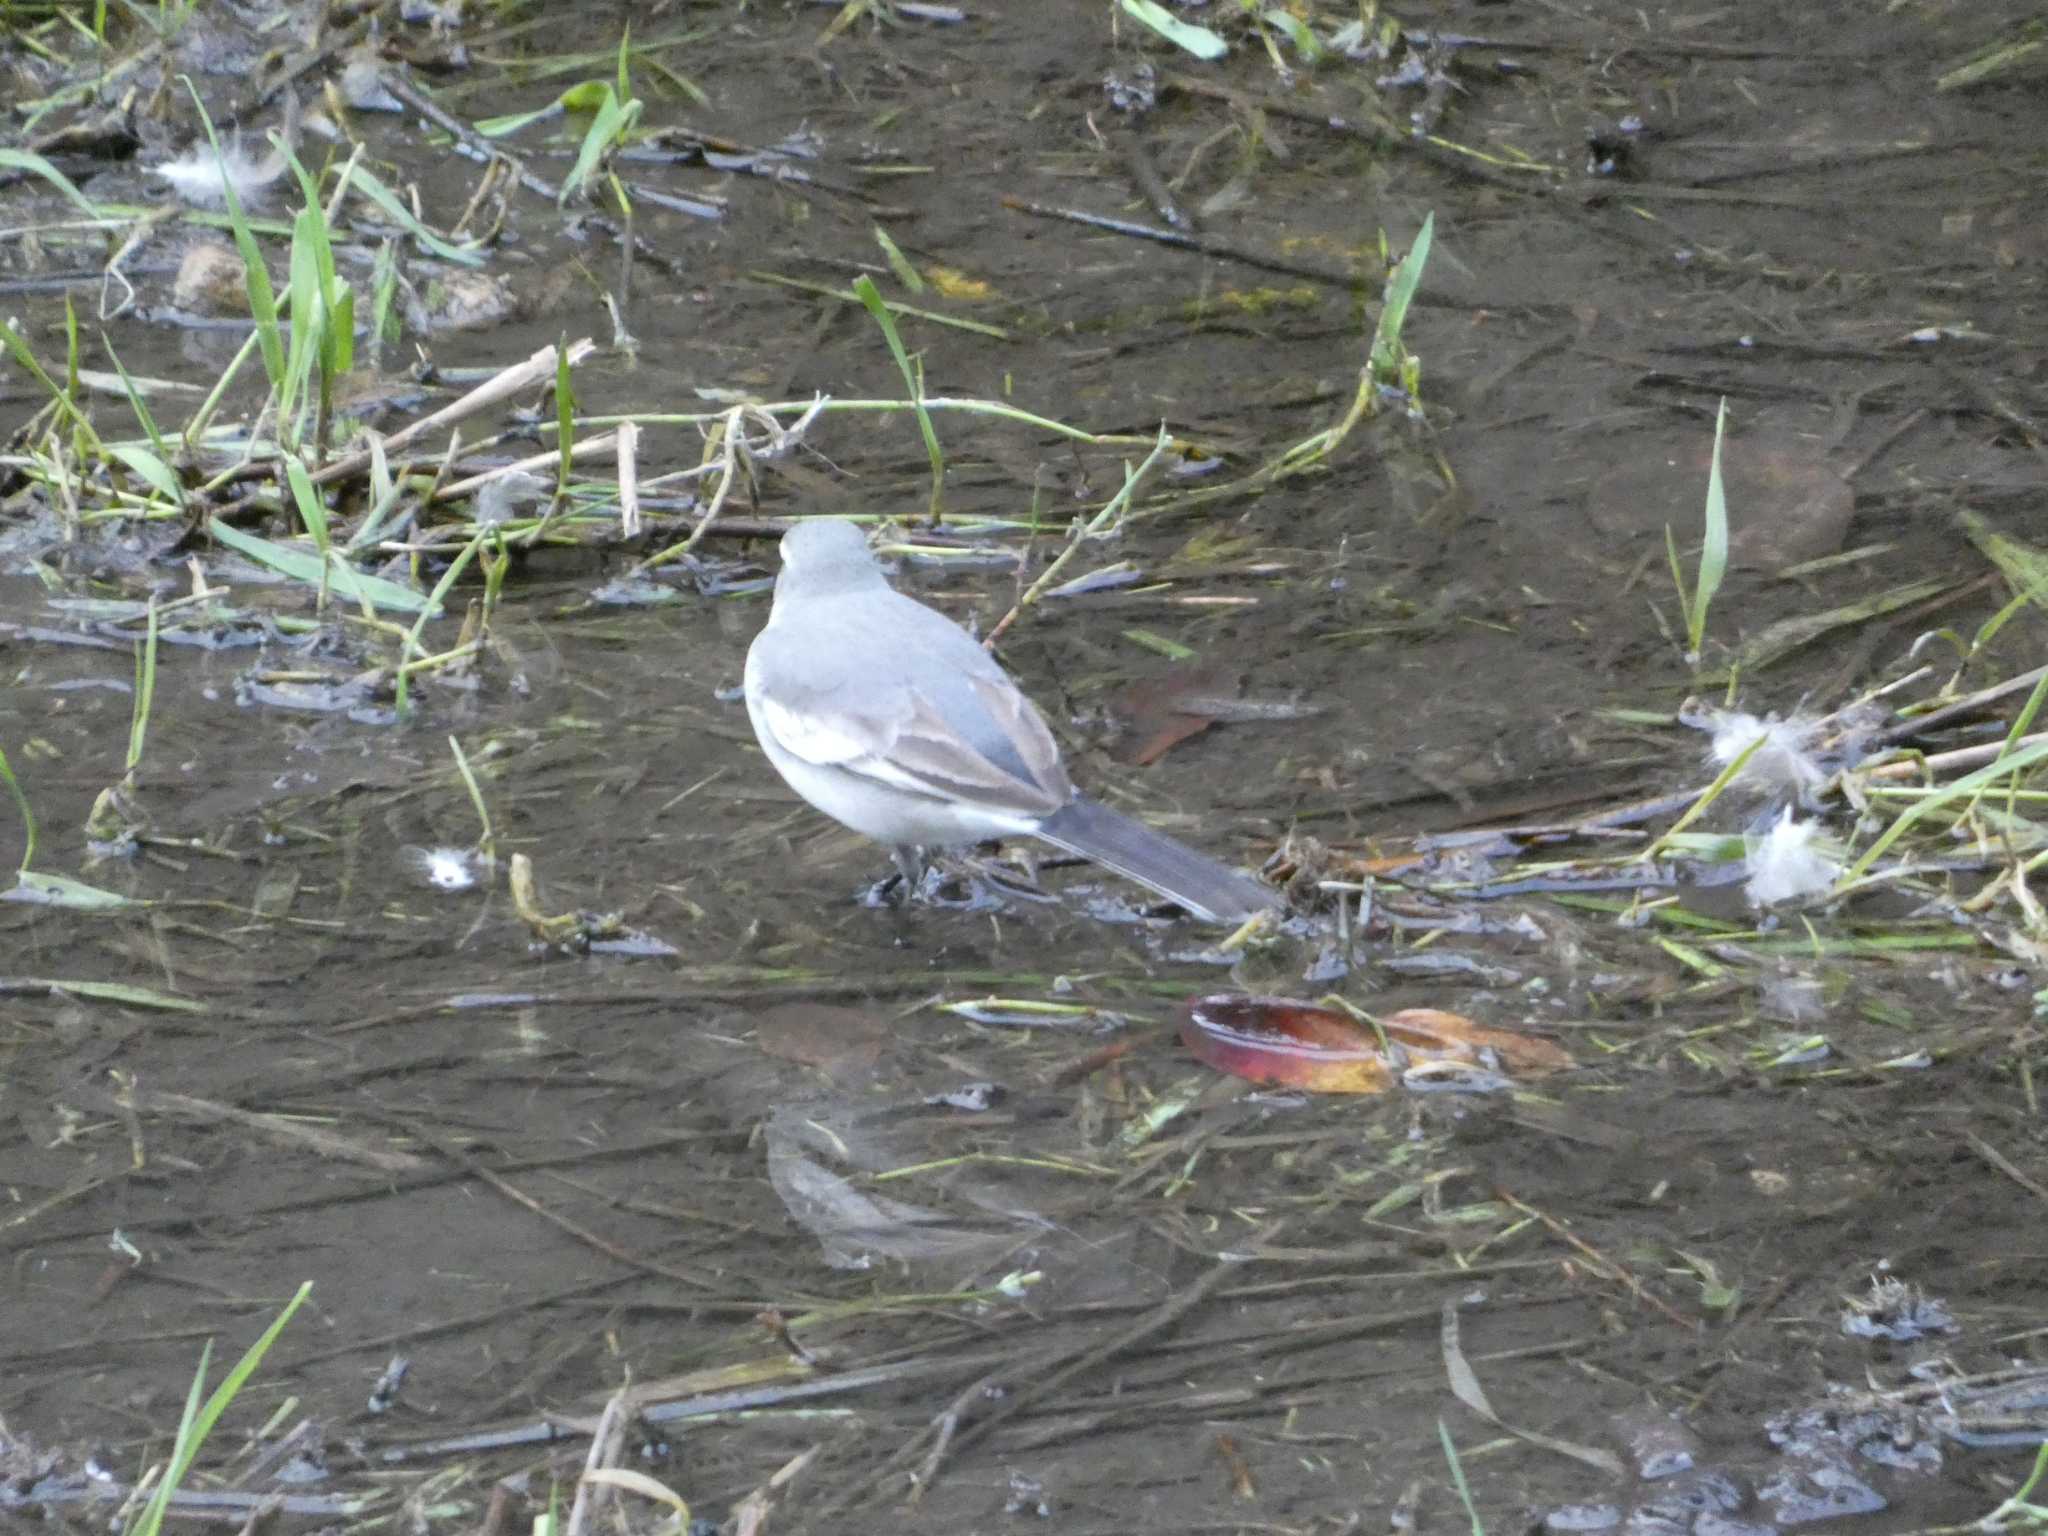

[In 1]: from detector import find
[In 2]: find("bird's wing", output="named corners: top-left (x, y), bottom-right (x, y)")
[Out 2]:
top-left (880, 678), bottom-right (1070, 814)
top-left (747, 634), bottom-right (1069, 816)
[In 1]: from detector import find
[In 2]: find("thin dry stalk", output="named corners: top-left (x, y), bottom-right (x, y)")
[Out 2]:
top-left (129, 1089), bottom-right (428, 1174)
top-left (314, 339), bottom-right (596, 486)
top-left (562, 1390), bottom-right (631, 1536)
top-left (433, 432), bottom-right (621, 508)
top-left (733, 1445), bottom-right (821, 1536)
top-left (617, 418), bottom-right (642, 538)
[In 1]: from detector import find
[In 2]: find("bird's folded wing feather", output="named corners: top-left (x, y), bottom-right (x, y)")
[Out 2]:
top-left (751, 666), bottom-right (1068, 816)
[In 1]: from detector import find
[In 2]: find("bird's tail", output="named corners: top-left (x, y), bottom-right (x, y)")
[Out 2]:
top-left (1034, 797), bottom-right (1274, 924)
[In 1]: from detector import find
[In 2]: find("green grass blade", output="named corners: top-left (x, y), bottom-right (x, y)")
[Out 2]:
top-left (1960, 507), bottom-right (2048, 613)
top-left (281, 136), bottom-right (322, 212)
top-left (135, 1340), bottom-right (211, 1536)
top-left (476, 102), bottom-right (565, 137)
top-left (107, 443), bottom-right (185, 506)
top-left (282, 455), bottom-right (330, 551)
top-left (2006, 665), bottom-right (2048, 748)
top-left (177, 327), bottom-right (263, 452)
top-left (1438, 1420), bottom-right (1487, 1536)
top-left (130, 1282), bottom-right (312, 1536)
top-left (0, 744), bottom-right (38, 873)
top-left (181, 81), bottom-right (285, 397)
top-left (347, 166), bottom-right (489, 266)
top-left (127, 598), bottom-right (159, 775)
top-left (1690, 398), bottom-right (1730, 660)
top-left (744, 269), bottom-right (1008, 338)
top-left (1263, 8), bottom-right (1323, 60)
top-left (1643, 732), bottom-right (1764, 860)
top-left (0, 148), bottom-right (103, 217)
top-left (872, 226), bottom-right (925, 293)
top-left (11, 978), bottom-right (203, 1010)
top-left (1716, 577), bottom-right (1950, 677)
top-left (63, 291), bottom-right (82, 414)
top-left (326, 283), bottom-right (355, 379)
top-left (1120, 0), bottom-right (1227, 57)
top-left (280, 202), bottom-right (323, 432)
top-left (448, 734), bottom-right (496, 858)
top-left (6, 871), bottom-right (136, 909)
top-left (852, 274), bottom-right (945, 521)
top-left (346, 438), bottom-right (403, 553)
top-left (1845, 735), bottom-right (2048, 883)
top-left (100, 335), bottom-right (170, 459)
top-left (1665, 523), bottom-right (1694, 641)
top-left (367, 238), bottom-right (401, 364)
top-left (1937, 31), bottom-right (2046, 91)
top-left (1, 317), bottom-right (98, 440)
top-left (278, 141), bottom-right (354, 433)
top-left (1368, 210), bottom-right (1433, 383)
top-left (393, 527), bottom-right (489, 718)
top-left (561, 87), bottom-right (639, 206)
top-left (1976, 1440), bottom-right (2048, 1524)
top-left (560, 339), bottom-right (579, 473)
top-left (208, 517), bottom-right (436, 614)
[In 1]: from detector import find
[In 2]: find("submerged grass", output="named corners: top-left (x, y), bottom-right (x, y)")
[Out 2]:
top-left (1438, 1421), bottom-right (1487, 1536)
top-left (1262, 209), bottom-right (1435, 484)
top-left (0, 742), bottom-right (133, 910)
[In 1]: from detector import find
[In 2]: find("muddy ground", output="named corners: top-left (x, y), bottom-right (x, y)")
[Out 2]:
top-left (3, 1), bottom-right (2047, 1532)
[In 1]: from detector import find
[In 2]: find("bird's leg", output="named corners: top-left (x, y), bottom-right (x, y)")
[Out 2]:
top-left (891, 844), bottom-right (926, 901)
top-left (856, 844), bottom-right (929, 908)
top-left (867, 848), bottom-right (1026, 912)
top-left (858, 846), bottom-right (929, 908)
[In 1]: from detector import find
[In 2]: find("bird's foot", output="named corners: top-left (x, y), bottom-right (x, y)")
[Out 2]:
top-left (859, 871), bottom-right (914, 909)
top-left (858, 848), bottom-right (1035, 912)
top-left (857, 846), bottom-right (931, 909)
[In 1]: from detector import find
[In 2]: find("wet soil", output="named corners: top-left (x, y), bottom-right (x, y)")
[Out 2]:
top-left (4, 1), bottom-right (2048, 1532)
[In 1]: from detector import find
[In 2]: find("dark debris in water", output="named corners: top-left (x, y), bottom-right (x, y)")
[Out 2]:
top-left (1546, 1312), bottom-right (2048, 1536)
top-left (234, 666), bottom-right (399, 725)
top-left (589, 573), bottom-right (685, 606)
top-left (1839, 1275), bottom-right (1957, 1342)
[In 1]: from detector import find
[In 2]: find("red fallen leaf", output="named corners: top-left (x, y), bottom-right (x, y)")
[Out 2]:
top-left (1181, 998), bottom-right (1574, 1094)
top-left (1180, 995), bottom-right (1393, 1094)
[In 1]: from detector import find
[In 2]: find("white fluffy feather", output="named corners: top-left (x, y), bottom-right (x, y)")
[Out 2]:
top-left (150, 94), bottom-right (300, 209)
top-left (149, 138), bottom-right (288, 208)
top-left (1703, 708), bottom-right (1829, 798)
top-left (1744, 810), bottom-right (1841, 906)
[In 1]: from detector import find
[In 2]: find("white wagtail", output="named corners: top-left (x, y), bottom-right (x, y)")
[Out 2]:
top-left (743, 520), bottom-right (1275, 923)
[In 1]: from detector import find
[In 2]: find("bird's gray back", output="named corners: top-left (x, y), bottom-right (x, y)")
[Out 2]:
top-left (752, 584), bottom-right (1055, 791)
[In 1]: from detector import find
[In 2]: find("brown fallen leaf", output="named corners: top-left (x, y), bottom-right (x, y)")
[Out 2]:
top-left (1113, 660), bottom-right (1237, 766)
top-left (1379, 1007), bottom-right (1574, 1075)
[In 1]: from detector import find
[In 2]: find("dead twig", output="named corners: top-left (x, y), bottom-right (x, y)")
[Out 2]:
top-left (562, 1390), bottom-right (632, 1536)
top-left (384, 1113), bottom-right (730, 1294)
top-left (1497, 1189), bottom-right (1700, 1332)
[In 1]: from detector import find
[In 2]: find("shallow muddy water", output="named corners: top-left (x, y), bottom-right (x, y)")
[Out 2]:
top-left (4, 1), bottom-right (2047, 1532)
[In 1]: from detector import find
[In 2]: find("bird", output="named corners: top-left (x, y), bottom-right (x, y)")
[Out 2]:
top-left (742, 519), bottom-right (1275, 924)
